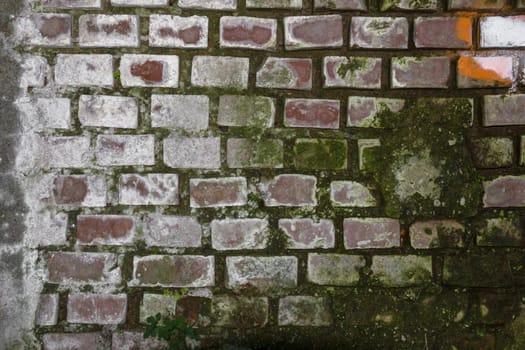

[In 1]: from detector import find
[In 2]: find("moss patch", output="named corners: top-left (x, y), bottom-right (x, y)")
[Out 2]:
top-left (294, 138), bottom-right (348, 170)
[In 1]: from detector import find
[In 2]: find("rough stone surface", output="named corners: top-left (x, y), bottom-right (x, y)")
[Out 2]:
top-left (164, 137), bottom-right (220, 169)
top-left (192, 56), bottom-right (249, 89)
top-left (55, 54), bottom-right (113, 87)
top-left (278, 296), bottom-right (332, 326)
top-left (151, 94), bottom-right (209, 131)
top-left (119, 173), bottom-right (179, 205)
top-left (307, 253), bottom-right (365, 286)
top-left (410, 220), bottom-right (465, 249)
top-left (371, 255), bottom-right (432, 287)
top-left (212, 296), bottom-right (268, 327)
top-left (145, 214), bottom-right (202, 247)
top-left (79, 95), bottom-right (138, 129)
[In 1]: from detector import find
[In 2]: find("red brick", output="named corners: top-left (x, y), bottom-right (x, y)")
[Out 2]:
top-left (47, 252), bottom-right (120, 284)
top-left (330, 181), bottom-right (376, 207)
top-left (178, 0), bottom-right (237, 9)
top-left (212, 296), bottom-right (269, 327)
top-left (347, 96), bottom-right (404, 127)
top-left (149, 15), bottom-right (208, 48)
top-left (151, 94), bottom-right (209, 131)
top-left (68, 294), bottom-right (127, 324)
top-left (315, 0), bottom-right (366, 9)
top-left (36, 294), bottom-right (59, 326)
top-left (414, 17), bottom-right (472, 48)
top-left (79, 95), bottom-right (138, 129)
top-left (350, 17), bottom-right (408, 49)
top-left (278, 296), bottom-right (332, 326)
top-left (256, 57), bottom-right (312, 90)
top-left (483, 94), bottom-right (525, 126)
top-left (227, 138), bottom-right (283, 168)
top-left (76, 215), bottom-right (135, 245)
top-left (481, 16), bottom-right (525, 48)
top-left (120, 54), bottom-right (179, 88)
top-left (247, 0), bottom-right (302, 8)
top-left (52, 175), bottom-right (106, 207)
top-left (457, 56), bottom-right (514, 88)
top-left (145, 214), bottom-right (202, 247)
top-left (284, 15), bottom-right (343, 50)
top-left (164, 137), bottom-right (220, 169)
top-left (483, 176), bottom-right (525, 207)
top-left (307, 253), bottom-right (365, 286)
top-left (119, 174), bottom-right (178, 205)
top-left (96, 135), bottom-right (155, 166)
top-left (259, 174), bottom-right (316, 207)
top-left (344, 218), bottom-right (400, 249)
top-left (391, 57), bottom-right (450, 88)
top-left (18, 14), bottom-right (72, 47)
top-left (220, 16), bottom-right (277, 50)
top-left (324, 56), bottom-right (382, 89)
top-left (41, 136), bottom-right (92, 169)
top-left (190, 177), bottom-right (247, 208)
top-left (112, 0), bottom-right (169, 6)
top-left (112, 332), bottom-right (166, 350)
top-left (79, 15), bottom-right (139, 48)
top-left (278, 219), bottom-right (335, 249)
top-left (211, 218), bottom-right (269, 250)
top-left (410, 220), bottom-right (465, 249)
top-left (284, 99), bottom-right (340, 129)
top-left (55, 54), bottom-right (113, 87)
top-left (192, 56), bottom-right (249, 89)
top-left (449, 0), bottom-right (505, 10)
top-left (42, 0), bottom-right (102, 8)
top-left (43, 333), bottom-right (105, 350)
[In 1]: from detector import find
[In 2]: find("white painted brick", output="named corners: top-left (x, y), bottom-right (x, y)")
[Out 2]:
top-left (145, 214), bottom-right (202, 247)
top-left (96, 135), bottom-right (155, 166)
top-left (149, 15), bottom-right (208, 48)
top-left (79, 15), bottom-right (140, 48)
top-left (41, 136), bottom-right (92, 168)
top-left (119, 174), bottom-right (179, 205)
top-left (178, 0), bottom-right (237, 10)
top-left (112, 0), bottom-right (169, 7)
top-left (212, 219), bottom-right (269, 250)
top-left (52, 175), bottom-right (107, 207)
top-left (17, 14), bottom-right (72, 47)
top-left (191, 56), bottom-right (249, 89)
top-left (17, 97), bottom-right (71, 131)
top-left (55, 54), bottom-right (113, 87)
top-left (42, 0), bottom-right (103, 9)
top-left (247, 0), bottom-right (302, 8)
top-left (120, 54), bottom-right (179, 88)
top-left (79, 95), bottom-right (138, 129)
top-left (481, 16), bottom-right (525, 48)
top-left (20, 55), bottom-right (48, 88)
top-left (164, 137), bottom-right (221, 169)
top-left (151, 94), bottom-right (209, 131)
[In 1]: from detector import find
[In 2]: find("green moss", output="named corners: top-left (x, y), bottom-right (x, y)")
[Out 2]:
top-left (294, 139), bottom-right (348, 170)
top-left (229, 139), bottom-right (283, 168)
top-left (337, 57), bottom-right (368, 79)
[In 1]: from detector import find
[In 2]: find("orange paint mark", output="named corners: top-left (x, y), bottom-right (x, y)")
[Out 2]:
top-left (455, 17), bottom-right (472, 46)
top-left (458, 56), bottom-right (511, 85)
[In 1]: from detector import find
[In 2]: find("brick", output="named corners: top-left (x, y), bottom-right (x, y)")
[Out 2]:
top-left (483, 176), bottom-right (525, 207)
top-left (132, 255), bottom-right (214, 287)
top-left (96, 135), bottom-right (155, 166)
top-left (226, 256), bottom-right (297, 292)
top-left (192, 56), bottom-right (249, 89)
top-left (47, 252), bottom-right (120, 284)
top-left (256, 57), bottom-right (312, 90)
top-left (410, 220), bottom-right (465, 249)
top-left (247, 0), bottom-right (302, 8)
top-left (284, 15), bottom-right (342, 50)
top-left (77, 215), bottom-right (135, 245)
top-left (307, 253), bottom-right (365, 286)
top-left (212, 219), bottom-right (269, 250)
top-left (483, 94), bottom-right (525, 126)
top-left (20, 55), bottom-right (48, 88)
top-left (457, 56), bottom-right (514, 88)
top-left (471, 137), bottom-right (513, 168)
top-left (42, 0), bottom-right (102, 8)
top-left (481, 16), bottom-right (525, 48)
top-left (112, 332), bottom-right (166, 350)
top-left (218, 95), bottom-right (275, 128)
top-left (151, 94), bottom-right (209, 131)
top-left (41, 136), bottom-right (92, 168)
top-left (477, 218), bottom-right (524, 247)
top-left (344, 218), bottom-right (400, 249)
top-left (324, 56), bottom-right (382, 89)
top-left (260, 174), bottom-right (316, 206)
top-left (178, 0), bottom-right (237, 9)
top-left (164, 137), bottom-right (220, 169)
top-left (212, 296), bottom-right (268, 327)
top-left (371, 255), bottom-right (432, 287)
top-left (27, 212), bottom-right (68, 247)
top-left (348, 96), bottom-right (404, 127)
top-left (17, 14), bottom-right (72, 47)
top-left (278, 219), bottom-right (335, 249)
top-left (381, 0), bottom-right (437, 10)
top-left (145, 214), bottom-right (202, 247)
top-left (36, 294), bottom-right (59, 326)
top-left (220, 17), bottom-right (277, 50)
top-left (414, 17), bottom-right (472, 48)
top-left (443, 253), bottom-right (513, 287)
top-left (55, 54), bottom-right (113, 87)
top-left (140, 294), bottom-right (176, 323)
top-left (350, 17), bottom-right (408, 49)
top-left (278, 296), bottom-right (332, 326)
top-left (391, 57), bottom-right (450, 88)
top-left (284, 99), bottom-right (339, 129)
top-left (120, 54), bottom-right (179, 88)
top-left (190, 177), bottom-right (247, 208)
top-left (119, 174), bottom-right (178, 205)
top-left (112, 0), bottom-right (169, 6)
top-left (52, 175), bottom-right (106, 207)
top-left (174, 296), bottom-right (210, 326)
top-left (17, 97), bottom-right (71, 131)
top-left (79, 15), bottom-right (139, 48)
top-left (331, 181), bottom-right (376, 207)
top-left (227, 138), bottom-right (283, 168)
top-left (294, 138), bottom-right (347, 170)
top-left (315, 0), bottom-right (366, 9)
top-left (149, 15), bottom-right (208, 48)
top-left (43, 333), bottom-right (105, 350)
top-left (68, 294), bottom-right (126, 324)
top-left (79, 95), bottom-right (138, 129)
top-left (449, 0), bottom-right (505, 9)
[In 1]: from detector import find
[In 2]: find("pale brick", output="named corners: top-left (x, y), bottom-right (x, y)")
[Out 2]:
top-left (151, 94), bottom-right (209, 131)
top-left (178, 0), bottom-right (237, 9)
top-left (52, 175), bottom-right (106, 207)
top-left (17, 97), bottom-right (71, 131)
top-left (96, 135), bottom-right (155, 166)
top-left (344, 218), bottom-right (400, 249)
top-left (483, 176), bottom-right (525, 207)
top-left (307, 253), bottom-right (365, 285)
top-left (220, 16), bottom-right (277, 50)
top-left (218, 95), bottom-right (275, 128)
top-left (119, 174), bottom-right (178, 206)
top-left (20, 55), bottom-right (48, 88)
top-left (55, 54), bottom-right (113, 87)
top-left (278, 219), bottom-right (335, 249)
top-left (260, 174), bottom-right (316, 206)
top-left (330, 181), bottom-right (376, 207)
top-left (164, 137), bottom-right (220, 169)
top-left (227, 138), bottom-right (283, 168)
top-left (481, 16), bottom-right (525, 48)
top-left (43, 333), bottom-right (105, 350)
top-left (79, 15), bottom-right (140, 48)
top-left (79, 95), bottom-right (138, 129)
top-left (410, 220), bottom-right (465, 249)
top-left (324, 56), bottom-right (382, 89)
top-left (256, 57), bottom-right (312, 90)
top-left (350, 17), bottom-right (408, 49)
top-left (27, 212), bottom-right (68, 247)
top-left (112, 332), bottom-right (166, 350)
top-left (371, 255), bottom-right (432, 287)
top-left (47, 252), bottom-right (120, 284)
top-left (278, 296), bottom-right (332, 326)
top-left (191, 56), bottom-right (249, 89)
top-left (120, 54), bottom-right (179, 88)
top-left (190, 177), bottom-right (247, 208)
top-left (284, 15), bottom-right (343, 50)
top-left (315, 0), bottom-right (366, 9)
top-left (140, 294), bottom-right (177, 323)
top-left (212, 296), bottom-right (268, 327)
top-left (457, 56), bottom-right (514, 88)
top-left (483, 94), bottom-right (525, 126)
top-left (391, 57), bottom-right (450, 88)
top-left (145, 214), bottom-right (202, 247)
top-left (247, 0), bottom-right (302, 8)
top-left (149, 15), bottom-right (208, 48)
top-left (76, 215), bottom-right (135, 245)
top-left (348, 96), bottom-right (405, 127)
top-left (211, 218), bottom-right (269, 250)
top-left (284, 99), bottom-right (340, 129)
top-left (17, 14), bottom-right (72, 47)
top-left (42, 0), bottom-right (102, 9)
top-left (41, 136), bottom-right (92, 168)
top-left (36, 294), bottom-right (59, 326)
top-left (67, 294), bottom-right (127, 324)
top-left (112, 0), bottom-right (169, 6)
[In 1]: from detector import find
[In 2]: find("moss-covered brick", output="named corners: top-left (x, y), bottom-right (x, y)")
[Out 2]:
top-left (227, 138), bottom-right (283, 168)
top-left (294, 138), bottom-right (347, 170)
top-left (218, 95), bottom-right (275, 129)
top-left (443, 252), bottom-right (514, 287)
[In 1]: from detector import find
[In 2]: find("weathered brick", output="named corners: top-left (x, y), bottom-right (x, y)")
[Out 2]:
top-left (477, 218), bottom-right (524, 247)
top-left (112, 332), bottom-right (166, 350)
top-left (47, 252), bottom-right (120, 284)
top-left (483, 176), bottom-right (525, 207)
top-left (96, 135), bottom-right (155, 166)
top-left (391, 57), bottom-right (450, 88)
top-left (226, 256), bottom-right (297, 292)
top-left (36, 294), bottom-right (59, 326)
top-left (132, 255), bottom-right (214, 287)
top-left (410, 220), bottom-right (465, 249)
top-left (294, 138), bottom-right (347, 170)
top-left (348, 96), bottom-right (404, 127)
top-left (457, 56), bottom-right (514, 88)
top-left (140, 294), bottom-right (176, 323)
top-left (42, 0), bottom-right (102, 8)
top-left (227, 138), bottom-right (283, 168)
top-left (212, 219), bottom-right (269, 250)
top-left (119, 174), bottom-right (178, 205)
top-left (315, 0), bottom-right (366, 9)
top-left (52, 175), bottom-right (106, 207)
top-left (68, 294), bottom-right (126, 324)
top-left (79, 95), bottom-right (138, 129)
top-left (164, 137), bottom-right (220, 169)
top-left (483, 94), bottom-right (525, 126)
top-left (218, 95), bottom-right (275, 128)
top-left (120, 54), bottom-right (179, 88)
top-left (449, 0), bottom-right (505, 9)
top-left (17, 97), bottom-right (71, 131)
top-left (79, 15), bottom-right (139, 48)
top-left (247, 0), bottom-right (302, 8)
top-left (20, 55), bottom-right (48, 88)
top-left (344, 218), bottom-right (400, 249)
top-left (350, 17), bottom-right (408, 49)
top-left (278, 296), bottom-right (332, 326)
top-left (443, 253), bottom-right (513, 287)
top-left (284, 15), bottom-right (343, 50)
top-left (220, 16), bottom-right (277, 50)
top-left (307, 253), bottom-right (365, 286)
top-left (256, 57), bottom-right (312, 90)
top-left (259, 174), bottom-right (316, 206)
top-left (178, 0), bottom-right (237, 9)
top-left (151, 94), bottom-right (209, 131)
top-left (17, 14), bottom-right (72, 47)
top-left (212, 296), bottom-right (268, 327)
top-left (55, 54), bottom-right (113, 87)
top-left (371, 255), bottom-right (432, 287)
top-left (471, 137), bottom-right (513, 168)
top-left (278, 219), bottom-right (335, 249)
top-left (191, 56), bottom-right (249, 89)
top-left (145, 214), bottom-right (202, 247)
top-left (414, 17), bottom-right (472, 48)
top-left (149, 15), bottom-right (208, 48)
top-left (284, 99), bottom-right (339, 129)
top-left (521, 136), bottom-right (525, 165)
top-left (381, 0), bottom-right (437, 10)
top-left (112, 0), bottom-right (169, 6)
top-left (27, 211), bottom-right (68, 247)
top-left (330, 181), bottom-right (376, 207)
top-left (41, 136), bottom-right (92, 168)
top-left (77, 215), bottom-right (135, 245)
top-left (323, 56), bottom-right (382, 89)
top-left (190, 177), bottom-right (247, 208)
top-left (481, 16), bottom-right (525, 48)
top-left (43, 333), bottom-right (105, 350)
